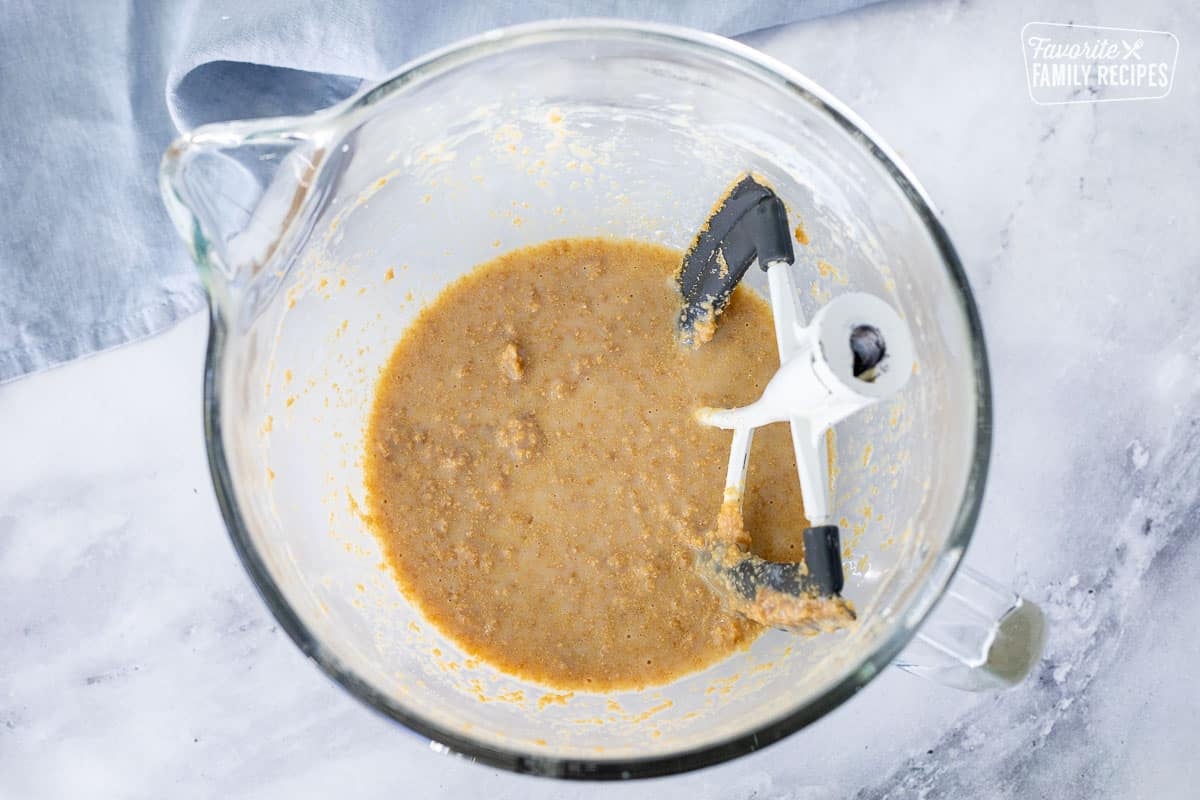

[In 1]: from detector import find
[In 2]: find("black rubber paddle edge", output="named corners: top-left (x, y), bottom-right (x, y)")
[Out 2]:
top-left (802, 525), bottom-right (844, 596)
top-left (676, 174), bottom-right (795, 343)
top-left (719, 524), bottom-right (844, 600)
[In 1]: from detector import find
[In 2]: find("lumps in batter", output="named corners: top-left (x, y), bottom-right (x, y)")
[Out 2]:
top-left (364, 237), bottom-right (818, 691)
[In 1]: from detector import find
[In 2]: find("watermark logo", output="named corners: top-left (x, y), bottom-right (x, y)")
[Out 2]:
top-left (1022, 22), bottom-right (1179, 104)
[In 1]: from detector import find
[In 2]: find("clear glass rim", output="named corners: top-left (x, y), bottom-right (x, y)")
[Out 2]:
top-left (199, 18), bottom-right (992, 780)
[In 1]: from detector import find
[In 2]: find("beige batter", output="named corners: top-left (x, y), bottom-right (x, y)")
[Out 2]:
top-left (363, 237), bottom-right (818, 691)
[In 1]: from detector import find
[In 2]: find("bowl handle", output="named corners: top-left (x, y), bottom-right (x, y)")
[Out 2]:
top-left (893, 565), bottom-right (1046, 691)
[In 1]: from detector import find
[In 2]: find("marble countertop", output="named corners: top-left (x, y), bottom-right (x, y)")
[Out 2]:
top-left (3, 0), bottom-right (1197, 796)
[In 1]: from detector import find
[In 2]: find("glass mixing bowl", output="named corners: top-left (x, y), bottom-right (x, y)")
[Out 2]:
top-left (160, 20), bottom-right (1043, 779)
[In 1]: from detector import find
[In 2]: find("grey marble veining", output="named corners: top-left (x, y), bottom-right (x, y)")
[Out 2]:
top-left (2, 0), bottom-right (1197, 796)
